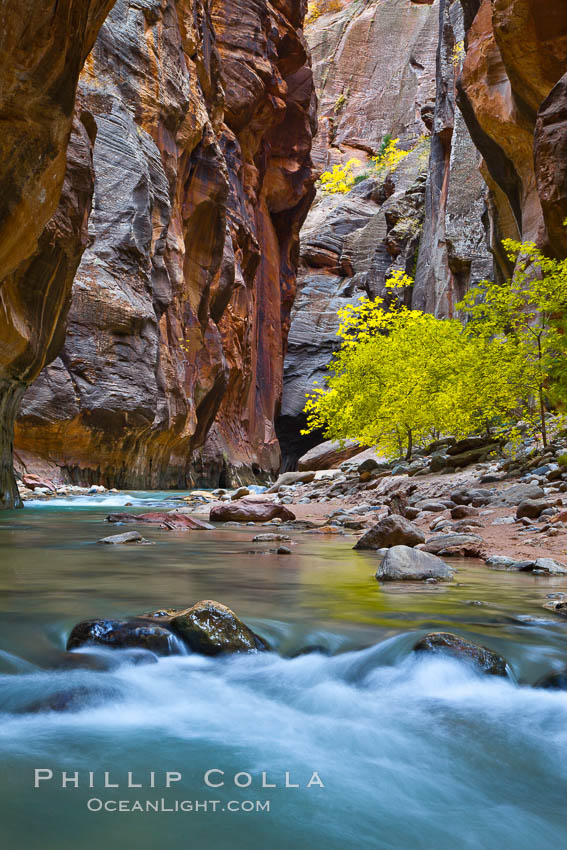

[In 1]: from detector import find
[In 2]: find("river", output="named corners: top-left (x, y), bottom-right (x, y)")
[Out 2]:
top-left (1, 494), bottom-right (566, 848)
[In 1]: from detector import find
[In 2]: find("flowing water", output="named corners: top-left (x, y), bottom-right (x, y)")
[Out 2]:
top-left (1, 495), bottom-right (567, 849)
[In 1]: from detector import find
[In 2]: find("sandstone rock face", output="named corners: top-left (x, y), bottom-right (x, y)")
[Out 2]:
top-left (14, 0), bottom-right (315, 490)
top-left (0, 0), bottom-right (116, 508)
top-left (278, 0), bottom-right (494, 466)
top-left (307, 0), bottom-right (439, 170)
top-left (412, 0), bottom-right (494, 316)
top-left (457, 0), bottom-right (567, 257)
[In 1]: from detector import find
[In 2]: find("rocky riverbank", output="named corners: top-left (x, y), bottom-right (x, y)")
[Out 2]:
top-left (18, 431), bottom-right (567, 573)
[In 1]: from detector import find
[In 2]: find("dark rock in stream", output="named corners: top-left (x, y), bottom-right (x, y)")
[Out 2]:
top-left (67, 601), bottom-right (270, 658)
top-left (413, 632), bottom-right (508, 677)
top-left (66, 619), bottom-right (180, 655)
top-left (534, 668), bottom-right (567, 690)
top-left (167, 601), bottom-right (269, 656)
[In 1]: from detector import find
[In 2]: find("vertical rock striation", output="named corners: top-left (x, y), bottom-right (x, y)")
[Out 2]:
top-left (457, 0), bottom-right (567, 258)
top-left (0, 0), bottom-right (116, 507)
top-left (412, 0), bottom-right (493, 316)
top-left (14, 0), bottom-right (315, 488)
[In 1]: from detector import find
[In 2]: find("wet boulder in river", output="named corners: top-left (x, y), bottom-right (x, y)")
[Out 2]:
top-left (377, 546), bottom-right (454, 582)
top-left (66, 619), bottom-right (177, 655)
top-left (413, 632), bottom-right (508, 676)
top-left (534, 667), bottom-right (567, 689)
top-left (168, 601), bottom-right (269, 655)
top-left (354, 514), bottom-right (425, 550)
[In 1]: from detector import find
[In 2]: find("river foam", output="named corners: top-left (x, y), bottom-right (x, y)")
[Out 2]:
top-left (1, 638), bottom-right (567, 848)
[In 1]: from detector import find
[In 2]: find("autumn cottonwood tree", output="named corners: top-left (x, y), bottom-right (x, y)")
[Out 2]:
top-left (302, 246), bottom-right (567, 459)
top-left (302, 273), bottom-right (512, 459)
top-left (457, 240), bottom-right (567, 448)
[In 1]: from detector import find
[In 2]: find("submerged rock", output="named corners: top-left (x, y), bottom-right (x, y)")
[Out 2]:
top-left (252, 533), bottom-right (291, 542)
top-left (543, 600), bottom-right (567, 617)
top-left (210, 502), bottom-right (295, 523)
top-left (485, 555), bottom-right (535, 571)
top-left (354, 515), bottom-right (425, 550)
top-left (534, 668), bottom-right (567, 690)
top-left (168, 601), bottom-right (269, 656)
top-left (377, 546), bottom-right (454, 582)
top-left (413, 632), bottom-right (508, 676)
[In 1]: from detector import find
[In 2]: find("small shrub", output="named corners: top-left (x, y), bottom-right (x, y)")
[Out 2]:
top-left (319, 158), bottom-right (361, 194)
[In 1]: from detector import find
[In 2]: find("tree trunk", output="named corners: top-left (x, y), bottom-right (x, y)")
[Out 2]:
top-left (539, 384), bottom-right (548, 448)
top-left (405, 428), bottom-right (413, 461)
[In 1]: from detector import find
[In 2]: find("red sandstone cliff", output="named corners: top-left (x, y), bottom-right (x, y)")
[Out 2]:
top-left (13, 0), bottom-right (316, 490)
top-left (0, 0), bottom-right (116, 507)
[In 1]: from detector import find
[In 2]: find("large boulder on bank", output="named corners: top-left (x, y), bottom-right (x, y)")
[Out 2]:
top-left (168, 600), bottom-right (268, 656)
top-left (516, 499), bottom-right (548, 519)
top-left (66, 619), bottom-right (176, 655)
top-left (451, 488), bottom-right (493, 506)
top-left (354, 515), bottom-right (425, 550)
top-left (266, 471), bottom-right (316, 492)
top-left (413, 632), bottom-right (508, 676)
top-left (297, 439), bottom-right (361, 471)
top-left (532, 558), bottom-right (567, 575)
top-left (377, 546), bottom-right (454, 581)
top-left (423, 533), bottom-right (485, 558)
top-left (209, 502), bottom-right (295, 523)
top-left (445, 443), bottom-right (500, 468)
top-left (491, 483), bottom-right (545, 507)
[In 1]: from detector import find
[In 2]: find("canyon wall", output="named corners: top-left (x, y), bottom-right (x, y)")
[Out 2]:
top-left (0, 0), bottom-right (117, 507)
top-left (279, 0), bottom-right (567, 468)
top-left (278, 0), bottom-right (494, 466)
top-left (457, 0), bottom-right (567, 259)
top-left (13, 0), bottom-right (315, 490)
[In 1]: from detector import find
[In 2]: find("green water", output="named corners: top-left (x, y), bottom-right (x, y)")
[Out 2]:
top-left (1, 495), bottom-right (567, 849)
